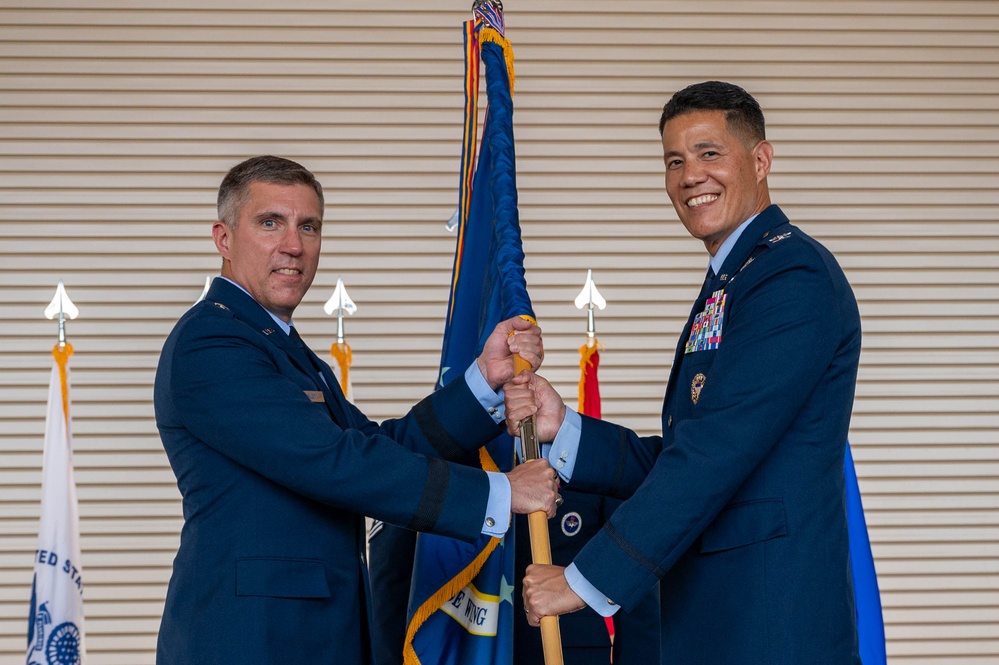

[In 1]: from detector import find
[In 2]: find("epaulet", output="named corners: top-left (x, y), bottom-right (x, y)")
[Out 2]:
top-left (723, 229), bottom-right (792, 286)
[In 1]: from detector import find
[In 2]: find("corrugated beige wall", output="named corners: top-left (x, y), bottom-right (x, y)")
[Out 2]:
top-left (1, 1), bottom-right (996, 662)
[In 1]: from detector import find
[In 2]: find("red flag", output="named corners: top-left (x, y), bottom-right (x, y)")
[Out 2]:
top-left (577, 341), bottom-right (614, 649)
top-left (578, 343), bottom-right (602, 419)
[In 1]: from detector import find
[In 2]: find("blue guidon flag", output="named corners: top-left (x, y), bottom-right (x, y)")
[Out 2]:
top-left (403, 9), bottom-right (532, 665)
top-left (845, 442), bottom-right (887, 664)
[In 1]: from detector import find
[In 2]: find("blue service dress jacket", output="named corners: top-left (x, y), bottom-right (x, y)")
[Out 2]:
top-left (567, 205), bottom-right (863, 664)
top-left (154, 278), bottom-right (504, 665)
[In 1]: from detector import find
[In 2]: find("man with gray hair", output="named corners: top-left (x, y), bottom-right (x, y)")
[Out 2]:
top-left (154, 155), bottom-right (558, 663)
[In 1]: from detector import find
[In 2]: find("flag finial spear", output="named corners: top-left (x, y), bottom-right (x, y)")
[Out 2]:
top-left (323, 276), bottom-right (357, 344)
top-left (472, 0), bottom-right (505, 34)
top-left (195, 276), bottom-right (212, 304)
top-left (44, 281), bottom-right (79, 347)
top-left (574, 270), bottom-right (607, 346)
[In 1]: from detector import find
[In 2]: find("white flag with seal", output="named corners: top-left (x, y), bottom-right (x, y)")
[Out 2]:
top-left (26, 344), bottom-right (86, 665)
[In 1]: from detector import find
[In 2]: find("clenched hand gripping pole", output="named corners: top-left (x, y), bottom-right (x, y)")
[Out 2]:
top-left (513, 353), bottom-right (564, 665)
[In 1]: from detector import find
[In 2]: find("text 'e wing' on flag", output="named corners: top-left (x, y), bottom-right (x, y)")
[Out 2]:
top-left (27, 341), bottom-right (86, 665)
top-left (403, 13), bottom-right (532, 665)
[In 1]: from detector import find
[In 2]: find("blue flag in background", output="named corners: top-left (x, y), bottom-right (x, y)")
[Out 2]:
top-left (846, 442), bottom-right (887, 664)
top-left (403, 17), bottom-right (532, 665)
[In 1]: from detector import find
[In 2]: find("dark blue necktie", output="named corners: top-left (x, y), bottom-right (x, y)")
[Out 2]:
top-left (698, 266), bottom-right (716, 300)
top-left (288, 326), bottom-right (350, 426)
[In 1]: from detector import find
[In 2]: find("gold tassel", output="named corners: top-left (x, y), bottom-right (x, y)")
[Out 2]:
top-left (330, 342), bottom-right (352, 395)
top-left (479, 27), bottom-right (515, 95)
top-left (53, 342), bottom-right (74, 425)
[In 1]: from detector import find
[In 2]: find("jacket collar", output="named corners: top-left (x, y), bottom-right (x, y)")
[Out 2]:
top-left (204, 277), bottom-right (352, 425)
top-left (203, 277), bottom-right (306, 362)
top-left (716, 204), bottom-right (790, 283)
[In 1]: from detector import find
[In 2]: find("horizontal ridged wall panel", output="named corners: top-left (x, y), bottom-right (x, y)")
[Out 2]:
top-left (0, 1), bottom-right (995, 662)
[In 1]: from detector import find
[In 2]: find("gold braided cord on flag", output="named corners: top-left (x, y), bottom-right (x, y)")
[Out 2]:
top-left (478, 27), bottom-right (514, 95)
top-left (401, 445), bottom-right (503, 665)
top-left (52, 342), bottom-right (74, 426)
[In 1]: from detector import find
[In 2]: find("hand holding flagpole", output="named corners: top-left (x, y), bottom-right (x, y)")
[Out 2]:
top-left (513, 351), bottom-right (564, 665)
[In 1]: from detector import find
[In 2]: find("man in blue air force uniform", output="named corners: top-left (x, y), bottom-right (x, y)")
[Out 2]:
top-left (153, 156), bottom-right (559, 664)
top-left (508, 81), bottom-right (863, 664)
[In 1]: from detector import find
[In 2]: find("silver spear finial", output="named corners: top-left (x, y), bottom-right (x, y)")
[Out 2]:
top-left (323, 276), bottom-right (357, 344)
top-left (195, 276), bottom-right (212, 304)
top-left (44, 281), bottom-right (80, 347)
top-left (574, 270), bottom-right (607, 345)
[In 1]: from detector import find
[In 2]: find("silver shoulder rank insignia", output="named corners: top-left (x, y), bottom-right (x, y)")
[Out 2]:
top-left (211, 301), bottom-right (230, 311)
top-left (691, 373), bottom-right (706, 405)
top-left (768, 231), bottom-right (792, 244)
top-left (561, 511), bottom-right (581, 536)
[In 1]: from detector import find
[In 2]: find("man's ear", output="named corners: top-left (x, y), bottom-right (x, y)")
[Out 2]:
top-left (754, 140), bottom-right (774, 182)
top-left (212, 220), bottom-right (231, 260)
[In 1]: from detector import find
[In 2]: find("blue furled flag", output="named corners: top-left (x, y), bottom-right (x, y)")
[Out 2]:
top-left (845, 442), bottom-right (887, 664)
top-left (403, 17), bottom-right (533, 665)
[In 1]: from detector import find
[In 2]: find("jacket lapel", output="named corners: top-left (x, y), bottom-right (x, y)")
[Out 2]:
top-left (716, 204), bottom-right (789, 286)
top-left (661, 205), bottom-right (789, 410)
top-left (205, 278), bottom-right (352, 426)
top-left (297, 338), bottom-right (353, 427)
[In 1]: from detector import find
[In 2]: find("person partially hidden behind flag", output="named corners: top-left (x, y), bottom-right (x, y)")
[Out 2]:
top-left (506, 81), bottom-right (865, 664)
top-left (153, 155), bottom-right (559, 664)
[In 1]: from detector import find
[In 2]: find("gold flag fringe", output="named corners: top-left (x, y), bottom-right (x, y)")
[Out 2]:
top-left (479, 27), bottom-right (515, 95)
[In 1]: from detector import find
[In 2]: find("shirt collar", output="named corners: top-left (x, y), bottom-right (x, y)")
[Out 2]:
top-left (709, 213), bottom-right (759, 275)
